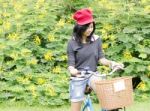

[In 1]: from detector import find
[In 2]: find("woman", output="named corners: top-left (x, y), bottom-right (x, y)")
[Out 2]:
top-left (67, 8), bottom-right (123, 111)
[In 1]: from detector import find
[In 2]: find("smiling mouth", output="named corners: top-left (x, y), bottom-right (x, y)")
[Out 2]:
top-left (87, 32), bottom-right (92, 35)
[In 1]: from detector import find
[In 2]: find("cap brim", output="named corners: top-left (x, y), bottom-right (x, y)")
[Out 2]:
top-left (77, 19), bottom-right (94, 25)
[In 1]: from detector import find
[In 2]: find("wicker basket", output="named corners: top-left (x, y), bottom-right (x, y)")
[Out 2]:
top-left (95, 76), bottom-right (133, 110)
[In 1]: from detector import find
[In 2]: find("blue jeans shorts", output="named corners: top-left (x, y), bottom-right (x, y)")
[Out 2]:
top-left (69, 75), bottom-right (103, 102)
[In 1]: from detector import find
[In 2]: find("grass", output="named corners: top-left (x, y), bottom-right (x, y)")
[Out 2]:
top-left (0, 100), bottom-right (149, 111)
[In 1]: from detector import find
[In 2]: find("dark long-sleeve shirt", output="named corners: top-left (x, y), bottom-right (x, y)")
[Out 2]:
top-left (67, 35), bottom-right (104, 72)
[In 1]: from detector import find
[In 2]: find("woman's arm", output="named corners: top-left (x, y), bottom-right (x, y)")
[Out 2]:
top-left (67, 41), bottom-right (79, 76)
top-left (99, 57), bottom-right (111, 66)
top-left (99, 58), bottom-right (124, 69)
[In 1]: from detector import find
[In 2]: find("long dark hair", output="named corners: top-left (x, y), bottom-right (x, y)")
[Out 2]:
top-left (72, 22), bottom-right (95, 45)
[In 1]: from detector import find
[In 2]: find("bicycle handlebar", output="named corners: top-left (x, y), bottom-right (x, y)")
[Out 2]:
top-left (70, 66), bottom-right (124, 80)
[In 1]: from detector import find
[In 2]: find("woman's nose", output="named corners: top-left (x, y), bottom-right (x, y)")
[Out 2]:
top-left (88, 28), bottom-right (93, 32)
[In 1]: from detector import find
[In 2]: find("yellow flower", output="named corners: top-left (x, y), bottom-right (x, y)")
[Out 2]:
top-left (47, 34), bottom-right (55, 42)
top-left (2, 12), bottom-right (10, 17)
top-left (99, 66), bottom-right (110, 74)
top-left (45, 84), bottom-right (56, 96)
top-left (17, 77), bottom-right (30, 85)
top-left (99, 0), bottom-right (107, 4)
top-left (137, 82), bottom-right (147, 91)
top-left (44, 51), bottom-right (53, 61)
top-left (28, 84), bottom-right (36, 92)
top-left (66, 19), bottom-right (71, 24)
top-left (102, 43), bottom-right (109, 49)
top-left (32, 91), bottom-right (37, 98)
top-left (0, 28), bottom-right (3, 34)
top-left (52, 66), bottom-right (61, 74)
top-left (102, 34), bottom-right (109, 40)
top-left (105, 1), bottom-right (116, 10)
top-left (38, 0), bottom-right (45, 4)
top-left (38, 14), bottom-right (45, 19)
top-left (37, 10), bottom-right (47, 19)
top-left (13, 2), bottom-right (22, 11)
top-left (103, 24), bottom-right (112, 31)
top-left (56, 19), bottom-right (65, 27)
top-left (48, 88), bottom-right (56, 96)
top-left (147, 65), bottom-right (150, 71)
top-left (109, 34), bottom-right (116, 41)
top-left (21, 48), bottom-right (32, 57)
top-left (27, 58), bottom-right (38, 65)
top-left (99, 29), bottom-right (107, 35)
top-left (34, 36), bottom-right (41, 45)
top-left (141, 0), bottom-right (149, 4)
top-left (61, 55), bottom-right (67, 61)
top-left (144, 5), bottom-right (150, 13)
top-left (31, 58), bottom-right (38, 65)
top-left (123, 50), bottom-right (133, 59)
top-left (36, 0), bottom-right (45, 8)
top-left (3, 21), bottom-right (11, 31)
top-left (35, 0), bottom-right (45, 9)
top-left (37, 78), bottom-right (46, 85)
top-left (25, 74), bottom-right (32, 80)
top-left (8, 33), bottom-right (19, 41)
top-left (2, 3), bottom-right (8, 8)
top-left (100, 66), bottom-right (109, 70)
top-left (15, 13), bottom-right (22, 20)
top-left (10, 52), bottom-right (19, 60)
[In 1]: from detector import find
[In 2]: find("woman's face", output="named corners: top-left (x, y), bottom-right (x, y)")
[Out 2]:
top-left (83, 23), bottom-right (93, 37)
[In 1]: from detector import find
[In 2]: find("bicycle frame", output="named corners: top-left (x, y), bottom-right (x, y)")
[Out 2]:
top-left (82, 95), bottom-right (94, 111)
top-left (82, 93), bottom-right (110, 111)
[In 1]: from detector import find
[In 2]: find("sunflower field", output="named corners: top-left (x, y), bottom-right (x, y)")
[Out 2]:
top-left (0, 0), bottom-right (149, 106)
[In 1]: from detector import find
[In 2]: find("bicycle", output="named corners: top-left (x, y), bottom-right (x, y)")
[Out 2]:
top-left (70, 67), bottom-right (133, 111)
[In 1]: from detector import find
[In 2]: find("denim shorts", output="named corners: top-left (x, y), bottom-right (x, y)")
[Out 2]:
top-left (69, 75), bottom-right (104, 102)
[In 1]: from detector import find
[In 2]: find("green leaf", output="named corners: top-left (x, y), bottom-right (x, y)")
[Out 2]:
top-left (136, 65), bottom-right (146, 72)
top-left (133, 34), bottom-right (144, 41)
top-left (123, 27), bottom-right (137, 33)
top-left (60, 93), bottom-right (69, 99)
top-left (125, 65), bottom-right (134, 74)
top-left (139, 53), bottom-right (147, 59)
top-left (142, 28), bottom-right (150, 34)
top-left (117, 33), bottom-right (130, 43)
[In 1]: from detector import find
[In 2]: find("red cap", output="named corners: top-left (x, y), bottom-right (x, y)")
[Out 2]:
top-left (73, 8), bottom-right (94, 25)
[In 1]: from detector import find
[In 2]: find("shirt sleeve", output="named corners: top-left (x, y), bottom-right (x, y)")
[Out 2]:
top-left (98, 38), bottom-right (105, 59)
top-left (67, 40), bottom-right (75, 67)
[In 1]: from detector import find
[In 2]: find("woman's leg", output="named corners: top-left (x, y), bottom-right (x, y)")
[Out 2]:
top-left (88, 75), bottom-right (107, 111)
top-left (70, 79), bottom-right (87, 111)
top-left (88, 75), bottom-right (102, 92)
top-left (71, 101), bottom-right (82, 111)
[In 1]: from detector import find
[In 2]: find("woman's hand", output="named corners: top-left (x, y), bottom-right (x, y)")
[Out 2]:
top-left (68, 66), bottom-right (79, 76)
top-left (100, 58), bottom-right (124, 70)
top-left (110, 61), bottom-right (124, 70)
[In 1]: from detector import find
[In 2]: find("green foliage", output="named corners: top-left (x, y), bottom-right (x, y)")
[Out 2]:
top-left (0, 0), bottom-right (149, 106)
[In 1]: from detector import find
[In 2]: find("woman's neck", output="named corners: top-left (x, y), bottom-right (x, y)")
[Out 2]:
top-left (82, 36), bottom-right (87, 43)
